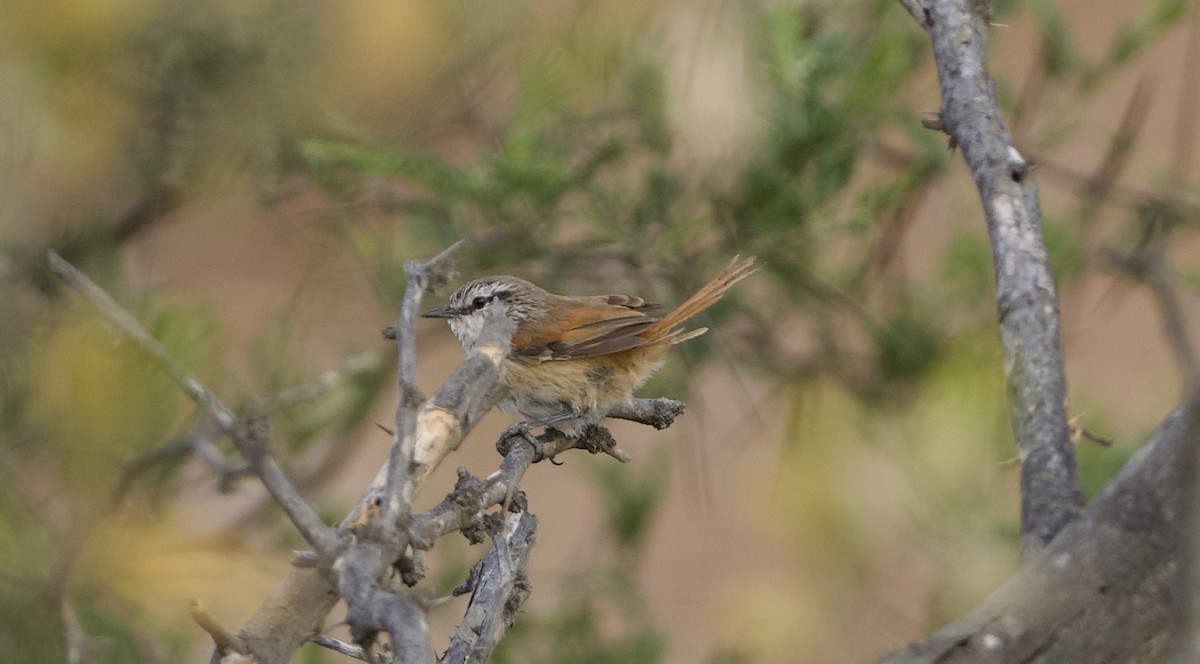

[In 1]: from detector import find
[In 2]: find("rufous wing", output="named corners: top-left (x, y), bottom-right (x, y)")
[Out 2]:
top-left (513, 296), bottom-right (663, 361)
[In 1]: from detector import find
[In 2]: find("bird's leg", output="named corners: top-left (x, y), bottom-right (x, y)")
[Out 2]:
top-left (498, 410), bottom-right (583, 465)
top-left (498, 422), bottom-right (564, 465)
top-left (522, 410), bottom-right (583, 430)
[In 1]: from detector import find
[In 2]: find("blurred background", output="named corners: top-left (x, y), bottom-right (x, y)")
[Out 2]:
top-left (2, 0), bottom-right (1199, 662)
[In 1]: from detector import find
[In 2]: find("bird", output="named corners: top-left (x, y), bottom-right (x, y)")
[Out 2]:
top-left (422, 256), bottom-right (756, 437)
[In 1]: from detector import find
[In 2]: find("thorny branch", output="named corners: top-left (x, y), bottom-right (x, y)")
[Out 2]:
top-left (885, 0), bottom-right (1200, 661)
top-left (902, 0), bottom-right (1082, 553)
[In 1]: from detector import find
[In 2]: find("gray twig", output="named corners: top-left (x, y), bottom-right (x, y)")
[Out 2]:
top-left (606, 397), bottom-right (686, 430)
top-left (311, 634), bottom-right (390, 663)
top-left (47, 251), bottom-right (338, 556)
top-left (382, 242), bottom-right (461, 529)
top-left (113, 416), bottom-right (251, 503)
top-left (47, 251), bottom-right (237, 432)
top-left (442, 510), bottom-right (538, 664)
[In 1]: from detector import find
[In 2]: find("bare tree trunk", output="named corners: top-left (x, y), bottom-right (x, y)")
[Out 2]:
top-left (885, 0), bottom-right (1200, 660)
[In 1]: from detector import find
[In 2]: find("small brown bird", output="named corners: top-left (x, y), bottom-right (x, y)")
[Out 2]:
top-left (422, 256), bottom-right (756, 436)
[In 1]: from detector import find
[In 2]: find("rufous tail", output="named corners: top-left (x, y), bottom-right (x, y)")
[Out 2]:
top-left (643, 255), bottom-right (757, 344)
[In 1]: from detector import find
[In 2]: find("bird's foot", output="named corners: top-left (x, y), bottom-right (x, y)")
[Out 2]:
top-left (497, 422), bottom-right (565, 465)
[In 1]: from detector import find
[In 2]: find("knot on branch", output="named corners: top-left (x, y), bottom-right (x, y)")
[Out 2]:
top-left (577, 425), bottom-right (631, 463)
top-left (460, 516), bottom-right (488, 545)
top-left (505, 571), bottom-right (532, 618)
top-left (481, 512), bottom-right (505, 537)
top-left (506, 488), bottom-right (528, 513)
top-left (451, 560), bottom-right (483, 598)
top-left (577, 425), bottom-right (617, 454)
top-left (233, 413), bottom-right (272, 462)
top-left (451, 466), bottom-right (487, 501)
top-left (398, 383), bottom-right (425, 412)
top-left (395, 548), bottom-right (426, 588)
top-left (444, 468), bottom-right (491, 545)
top-left (408, 241), bottom-right (461, 294)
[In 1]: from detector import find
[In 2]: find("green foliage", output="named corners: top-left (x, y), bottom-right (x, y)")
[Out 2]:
top-left (586, 451), bottom-right (669, 552)
top-left (0, 583), bottom-right (65, 663)
top-left (1028, 0), bottom-right (1082, 80)
top-left (1042, 213), bottom-right (1086, 281)
top-left (74, 585), bottom-right (189, 664)
top-left (872, 309), bottom-right (941, 388)
top-left (1077, 435), bottom-right (1135, 500)
top-left (938, 233), bottom-right (995, 306)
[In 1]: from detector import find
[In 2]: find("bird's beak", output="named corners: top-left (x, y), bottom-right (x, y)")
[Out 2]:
top-left (421, 306), bottom-right (454, 319)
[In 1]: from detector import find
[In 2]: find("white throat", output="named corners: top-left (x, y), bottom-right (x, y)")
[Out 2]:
top-left (447, 311), bottom-right (490, 350)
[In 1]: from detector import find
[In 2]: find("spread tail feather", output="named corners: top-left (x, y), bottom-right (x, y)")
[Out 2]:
top-left (643, 256), bottom-right (756, 344)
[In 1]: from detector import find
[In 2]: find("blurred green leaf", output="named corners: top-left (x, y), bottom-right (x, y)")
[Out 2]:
top-left (586, 452), bottom-right (668, 552)
top-left (1088, 0), bottom-right (1186, 85)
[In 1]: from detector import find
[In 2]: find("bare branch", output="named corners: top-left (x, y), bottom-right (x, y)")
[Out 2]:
top-left (48, 251), bottom-right (339, 556)
top-left (118, 347), bottom-right (378, 506)
top-left (227, 243), bottom-right (680, 663)
top-left (442, 510), bottom-right (538, 664)
top-left (886, 0), bottom-right (1200, 660)
top-left (47, 250), bottom-right (238, 432)
top-left (406, 303), bottom-right (515, 491)
top-left (190, 598), bottom-right (247, 656)
top-left (334, 542), bottom-right (433, 664)
top-left (606, 397), bottom-right (686, 430)
top-left (409, 426), bottom-right (626, 555)
top-left (326, 302), bottom-right (514, 658)
top-left (238, 405), bottom-right (649, 662)
top-left (901, 0), bottom-right (1082, 553)
top-left (61, 599), bottom-right (104, 664)
top-left (383, 242), bottom-right (462, 529)
top-left (310, 634), bottom-right (387, 663)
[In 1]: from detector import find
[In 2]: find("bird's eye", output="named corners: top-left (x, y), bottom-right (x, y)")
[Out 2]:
top-left (471, 295), bottom-right (489, 310)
